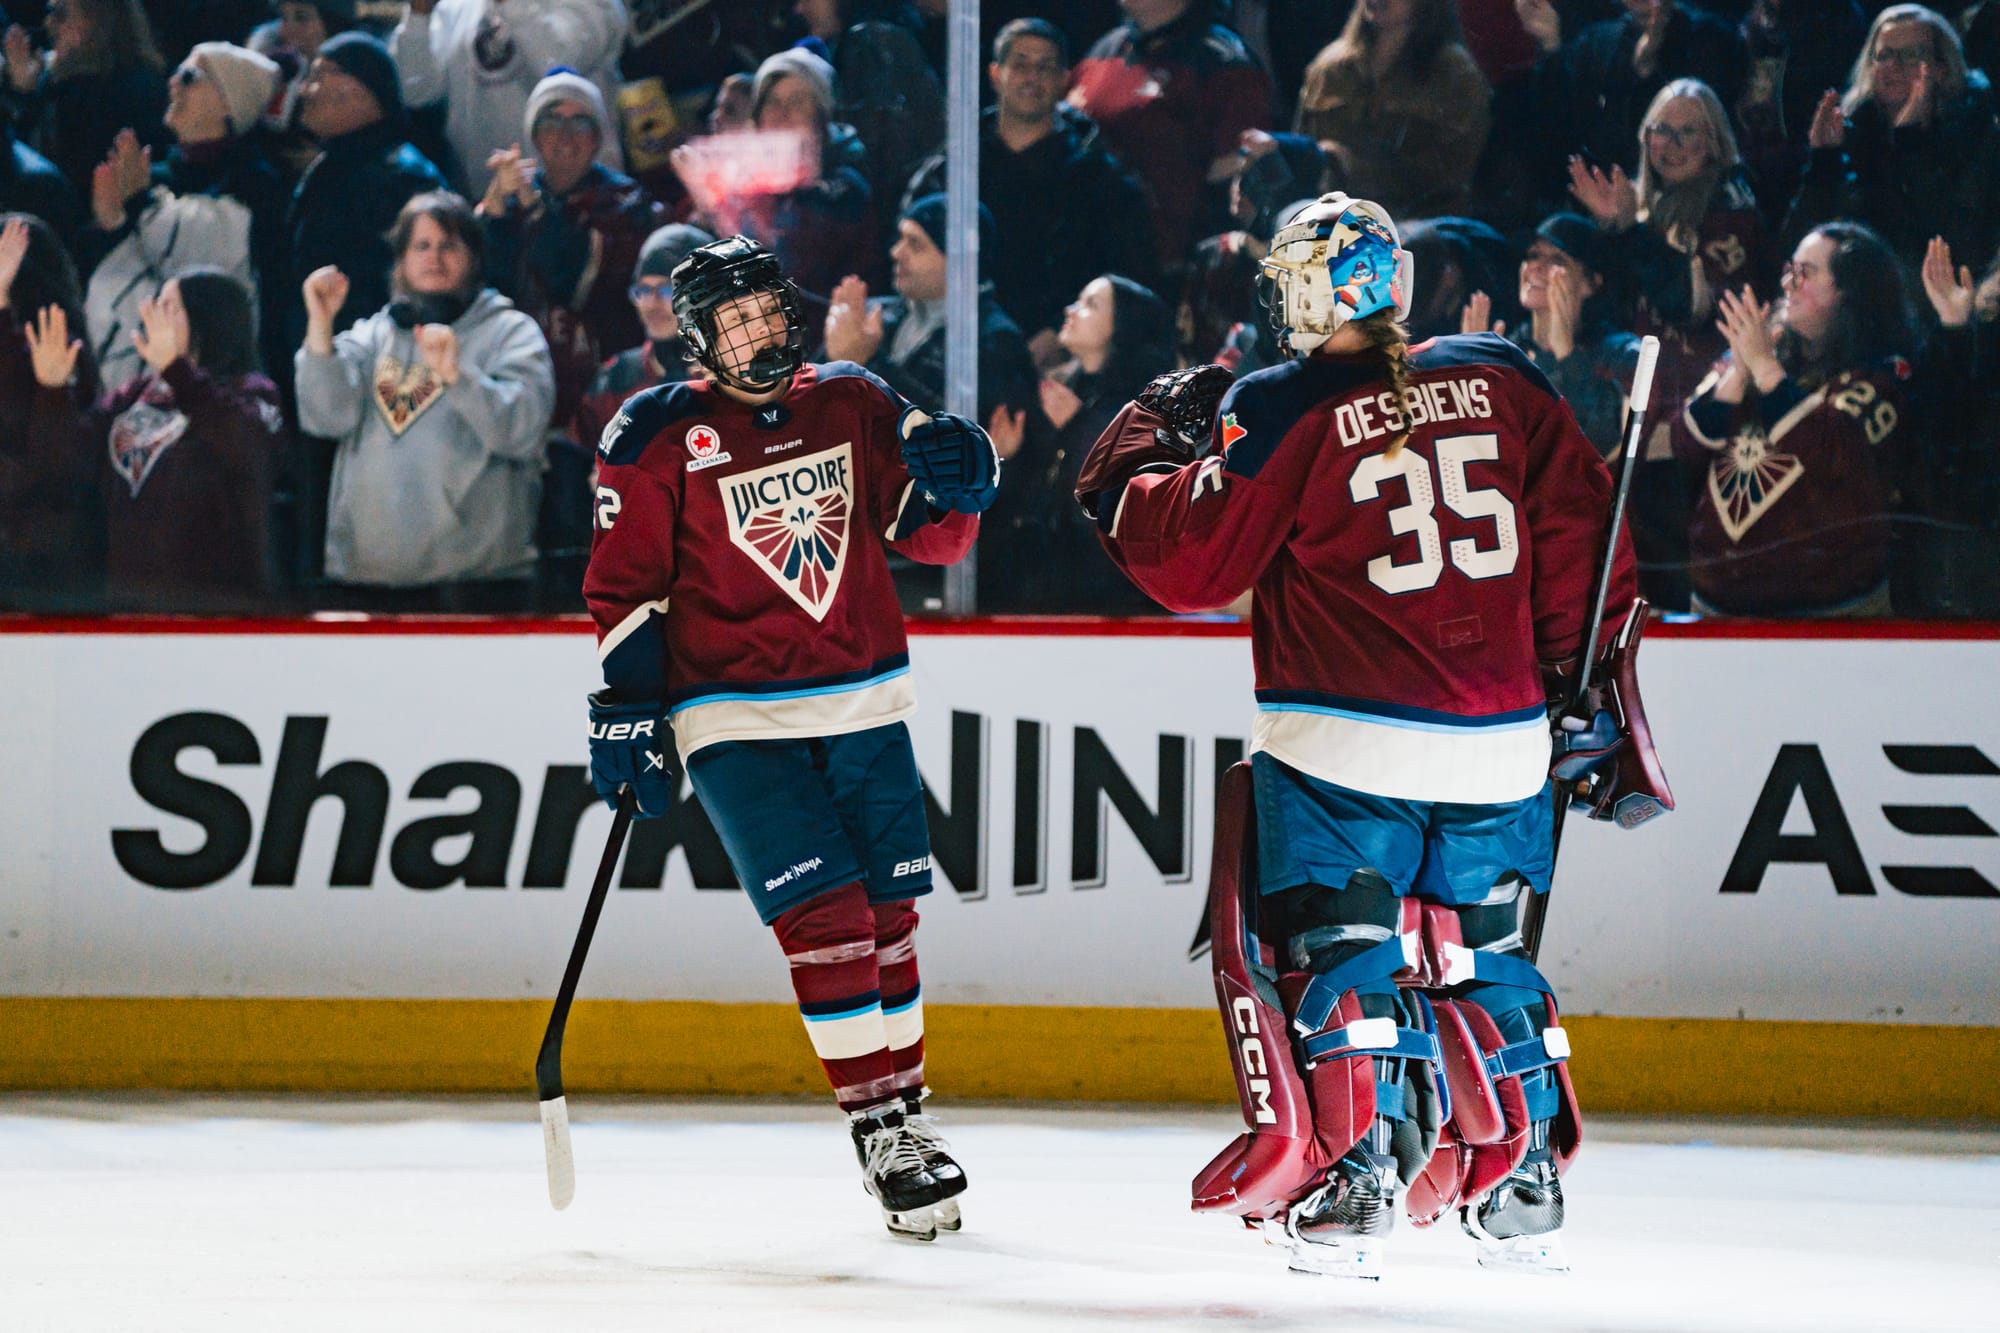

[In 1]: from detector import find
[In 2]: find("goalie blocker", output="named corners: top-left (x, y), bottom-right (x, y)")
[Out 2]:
top-left (1545, 598), bottom-right (1674, 829)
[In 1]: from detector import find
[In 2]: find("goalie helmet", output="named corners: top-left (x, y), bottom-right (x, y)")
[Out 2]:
top-left (670, 235), bottom-right (806, 389)
top-left (1258, 193), bottom-right (1413, 356)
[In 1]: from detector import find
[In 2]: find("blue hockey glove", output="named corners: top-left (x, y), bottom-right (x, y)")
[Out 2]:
top-left (898, 407), bottom-right (999, 514)
top-left (587, 691), bottom-right (676, 818)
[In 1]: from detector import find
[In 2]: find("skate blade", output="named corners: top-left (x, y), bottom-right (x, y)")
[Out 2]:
top-left (883, 1206), bottom-right (939, 1242)
top-left (1286, 1234), bottom-right (1385, 1279)
top-left (933, 1198), bottom-right (962, 1233)
top-left (1473, 1231), bottom-right (1570, 1275)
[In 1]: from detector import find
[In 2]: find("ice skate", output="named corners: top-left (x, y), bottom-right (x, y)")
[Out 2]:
top-left (850, 1106), bottom-right (946, 1241)
top-left (1283, 1150), bottom-right (1397, 1279)
top-left (1462, 1158), bottom-right (1570, 1275)
top-left (901, 1093), bottom-right (968, 1232)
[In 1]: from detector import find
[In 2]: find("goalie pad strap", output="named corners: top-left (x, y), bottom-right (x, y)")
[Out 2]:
top-left (1302, 1021), bottom-right (1443, 1067)
top-left (1438, 942), bottom-right (1556, 994)
top-left (1292, 934), bottom-right (1418, 1035)
top-left (1483, 1029), bottom-right (1571, 1083)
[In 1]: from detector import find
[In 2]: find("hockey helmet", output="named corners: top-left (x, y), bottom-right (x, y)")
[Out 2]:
top-left (670, 235), bottom-right (806, 389)
top-left (1258, 193), bottom-right (1413, 356)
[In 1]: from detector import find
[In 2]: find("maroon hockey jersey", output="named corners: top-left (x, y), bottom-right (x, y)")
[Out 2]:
top-left (584, 362), bottom-right (975, 757)
top-left (1677, 356), bottom-right (1907, 614)
top-left (1086, 334), bottom-right (1635, 804)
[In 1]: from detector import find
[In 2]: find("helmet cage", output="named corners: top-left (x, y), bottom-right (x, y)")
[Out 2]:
top-left (671, 236), bottom-right (807, 390)
top-left (1258, 194), bottom-right (1412, 356)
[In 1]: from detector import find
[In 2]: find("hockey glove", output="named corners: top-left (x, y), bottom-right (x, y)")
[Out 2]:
top-left (587, 691), bottom-right (677, 819)
top-left (898, 407), bottom-right (1000, 514)
top-left (1135, 363), bottom-right (1234, 457)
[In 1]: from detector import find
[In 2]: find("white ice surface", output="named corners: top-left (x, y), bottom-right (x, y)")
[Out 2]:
top-left (3, 1098), bottom-right (1996, 1332)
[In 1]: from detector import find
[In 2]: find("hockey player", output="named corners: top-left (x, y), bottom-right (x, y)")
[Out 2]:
top-left (1075, 194), bottom-right (1660, 1277)
top-left (582, 235), bottom-right (999, 1241)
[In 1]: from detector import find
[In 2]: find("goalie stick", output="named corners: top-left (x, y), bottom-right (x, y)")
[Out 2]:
top-left (536, 785), bottom-right (637, 1210)
top-left (1525, 334), bottom-right (1661, 963)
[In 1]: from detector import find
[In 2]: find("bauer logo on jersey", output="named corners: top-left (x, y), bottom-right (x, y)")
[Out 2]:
top-left (722, 443), bottom-right (853, 620)
top-left (684, 424), bottom-right (734, 472)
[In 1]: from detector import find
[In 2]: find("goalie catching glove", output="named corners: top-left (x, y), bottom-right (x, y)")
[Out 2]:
top-left (587, 692), bottom-right (677, 819)
top-left (1136, 363), bottom-right (1235, 456)
top-left (898, 408), bottom-right (1000, 514)
top-left (1074, 364), bottom-right (1235, 523)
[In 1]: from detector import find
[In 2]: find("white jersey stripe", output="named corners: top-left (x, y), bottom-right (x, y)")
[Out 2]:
top-left (1253, 708), bottom-right (1550, 804)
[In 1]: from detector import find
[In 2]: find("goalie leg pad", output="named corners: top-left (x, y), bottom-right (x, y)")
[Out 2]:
top-left (1194, 765), bottom-right (1327, 1218)
top-left (1284, 876), bottom-right (1450, 1192)
top-left (1406, 890), bottom-right (1582, 1224)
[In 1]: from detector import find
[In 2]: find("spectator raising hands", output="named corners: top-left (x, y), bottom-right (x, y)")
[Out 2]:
top-left (23, 301), bottom-right (82, 389)
top-left (24, 267), bottom-right (289, 612)
top-left (1784, 6), bottom-right (2000, 277)
top-left (1675, 223), bottom-right (1915, 618)
top-left (1920, 235), bottom-right (1976, 329)
top-left (294, 191), bottom-right (554, 606)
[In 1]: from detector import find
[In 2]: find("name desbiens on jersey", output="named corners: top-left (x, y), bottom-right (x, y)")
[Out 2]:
top-left (1333, 374), bottom-right (1495, 448)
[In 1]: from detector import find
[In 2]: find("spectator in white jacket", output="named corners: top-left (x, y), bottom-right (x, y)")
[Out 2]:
top-left (294, 190), bottom-right (554, 606)
top-left (389, 0), bottom-right (626, 198)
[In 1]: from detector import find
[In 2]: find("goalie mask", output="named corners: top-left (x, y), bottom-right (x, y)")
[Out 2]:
top-left (1258, 193), bottom-right (1413, 356)
top-left (670, 235), bottom-right (806, 390)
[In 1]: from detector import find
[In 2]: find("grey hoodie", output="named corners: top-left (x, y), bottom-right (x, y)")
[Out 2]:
top-left (296, 288), bottom-right (555, 587)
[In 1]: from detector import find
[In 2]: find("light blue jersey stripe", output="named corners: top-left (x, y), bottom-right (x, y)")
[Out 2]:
top-left (1259, 700), bottom-right (1548, 736)
top-left (672, 665), bottom-right (912, 714)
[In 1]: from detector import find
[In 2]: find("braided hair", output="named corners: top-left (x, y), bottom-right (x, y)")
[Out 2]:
top-left (1350, 309), bottom-right (1415, 458)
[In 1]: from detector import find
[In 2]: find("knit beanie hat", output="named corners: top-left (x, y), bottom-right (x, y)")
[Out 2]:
top-left (523, 66), bottom-right (611, 145)
top-left (187, 42), bottom-right (281, 136)
top-left (901, 193), bottom-right (996, 259)
top-left (317, 31), bottom-right (403, 122)
top-left (751, 47), bottom-right (835, 124)
top-left (637, 223), bottom-right (717, 280)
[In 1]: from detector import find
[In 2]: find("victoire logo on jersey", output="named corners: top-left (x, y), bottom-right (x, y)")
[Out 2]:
top-left (722, 443), bottom-right (853, 620)
top-left (685, 424), bottom-right (733, 472)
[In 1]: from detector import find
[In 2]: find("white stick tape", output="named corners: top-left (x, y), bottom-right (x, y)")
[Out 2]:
top-left (1629, 335), bottom-right (1661, 412)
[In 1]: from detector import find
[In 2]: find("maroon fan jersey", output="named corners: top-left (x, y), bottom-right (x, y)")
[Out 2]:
top-left (1677, 356), bottom-right (1907, 614)
top-left (584, 362), bottom-right (975, 758)
top-left (1086, 334), bottom-right (1635, 804)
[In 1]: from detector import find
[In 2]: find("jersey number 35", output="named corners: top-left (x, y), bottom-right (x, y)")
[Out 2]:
top-left (1350, 433), bottom-right (1519, 595)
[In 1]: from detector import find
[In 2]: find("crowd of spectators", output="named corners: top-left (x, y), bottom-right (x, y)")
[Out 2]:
top-left (1, 0), bottom-right (1998, 620)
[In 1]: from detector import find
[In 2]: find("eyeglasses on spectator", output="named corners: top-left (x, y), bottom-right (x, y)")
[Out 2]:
top-left (1871, 44), bottom-right (1932, 67)
top-left (629, 282), bottom-right (674, 303)
top-left (1644, 123), bottom-right (1708, 149)
top-left (533, 112), bottom-right (599, 139)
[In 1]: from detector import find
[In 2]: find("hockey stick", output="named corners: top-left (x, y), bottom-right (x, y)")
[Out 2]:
top-left (536, 784), bottom-right (637, 1210)
top-left (1524, 334), bottom-right (1660, 964)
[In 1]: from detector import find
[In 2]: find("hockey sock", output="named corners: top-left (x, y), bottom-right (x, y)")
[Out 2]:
top-left (772, 882), bottom-right (898, 1112)
top-left (871, 900), bottom-right (925, 1097)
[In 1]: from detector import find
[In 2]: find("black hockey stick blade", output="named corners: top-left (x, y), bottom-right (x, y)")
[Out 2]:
top-left (537, 785), bottom-right (637, 1210)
